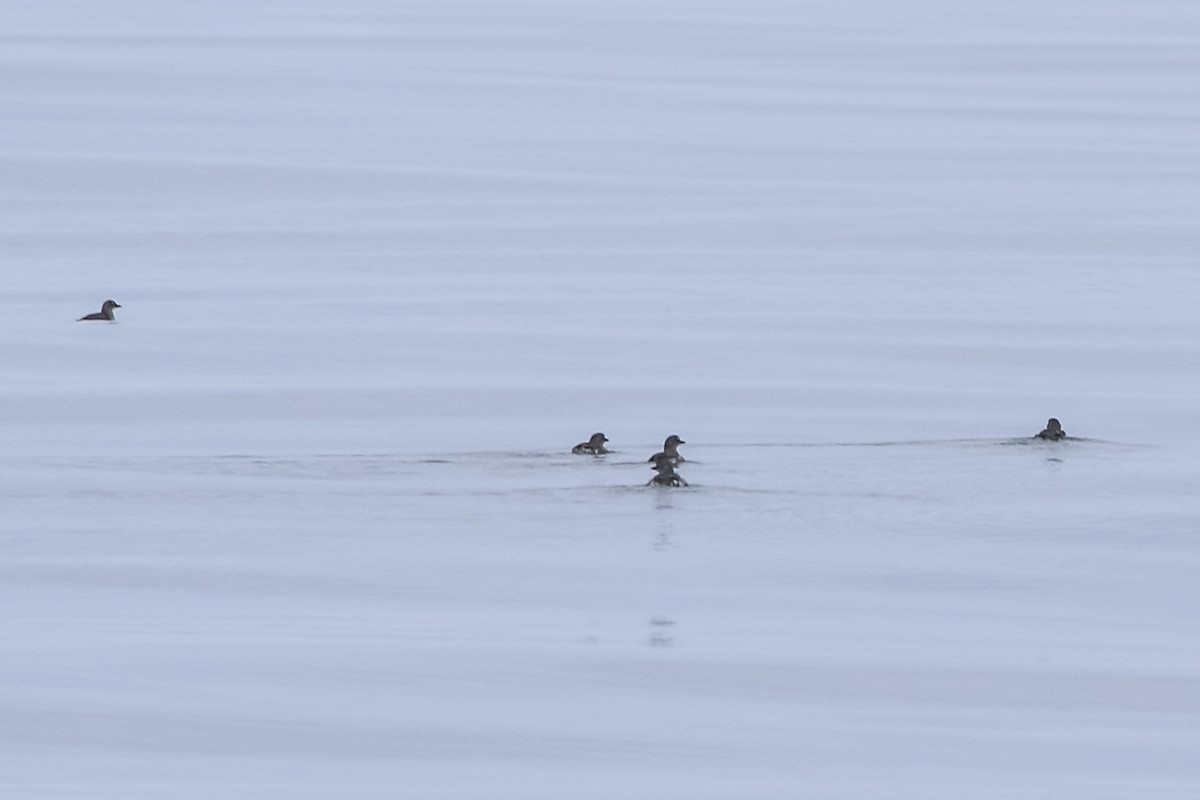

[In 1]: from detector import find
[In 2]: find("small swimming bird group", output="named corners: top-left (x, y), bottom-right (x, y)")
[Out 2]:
top-left (572, 433), bottom-right (689, 488)
top-left (574, 421), bottom-right (1069, 489)
top-left (77, 299), bottom-right (1070, 464)
top-left (78, 299), bottom-right (121, 321)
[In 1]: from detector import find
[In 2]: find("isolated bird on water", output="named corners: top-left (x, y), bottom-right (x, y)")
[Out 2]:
top-left (78, 300), bottom-right (121, 322)
top-left (1034, 418), bottom-right (1067, 441)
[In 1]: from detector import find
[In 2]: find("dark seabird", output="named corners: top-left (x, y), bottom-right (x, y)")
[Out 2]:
top-left (647, 434), bottom-right (686, 465)
top-left (572, 432), bottom-right (609, 455)
top-left (78, 300), bottom-right (121, 321)
top-left (1034, 418), bottom-right (1067, 441)
top-left (647, 453), bottom-right (688, 487)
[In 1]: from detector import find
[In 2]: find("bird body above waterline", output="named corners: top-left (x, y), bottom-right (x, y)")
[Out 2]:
top-left (572, 432), bottom-right (609, 455)
top-left (648, 434), bottom-right (686, 465)
top-left (647, 453), bottom-right (688, 487)
top-left (78, 300), bottom-right (121, 321)
top-left (1034, 418), bottom-right (1067, 441)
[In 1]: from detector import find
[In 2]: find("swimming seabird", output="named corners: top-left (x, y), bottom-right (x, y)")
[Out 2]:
top-left (78, 300), bottom-right (121, 322)
top-left (572, 432), bottom-right (609, 455)
top-left (1034, 417), bottom-right (1067, 441)
top-left (647, 453), bottom-right (688, 487)
top-left (647, 434), bottom-right (686, 465)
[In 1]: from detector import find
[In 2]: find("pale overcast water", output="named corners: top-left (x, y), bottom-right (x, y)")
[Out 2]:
top-left (2, 1), bottom-right (1199, 797)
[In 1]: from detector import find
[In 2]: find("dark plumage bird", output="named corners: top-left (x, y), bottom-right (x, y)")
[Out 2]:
top-left (647, 453), bottom-right (688, 487)
top-left (647, 434), bottom-right (686, 465)
top-left (1034, 418), bottom-right (1067, 441)
top-left (572, 432), bottom-right (609, 455)
top-left (78, 300), bottom-right (121, 321)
